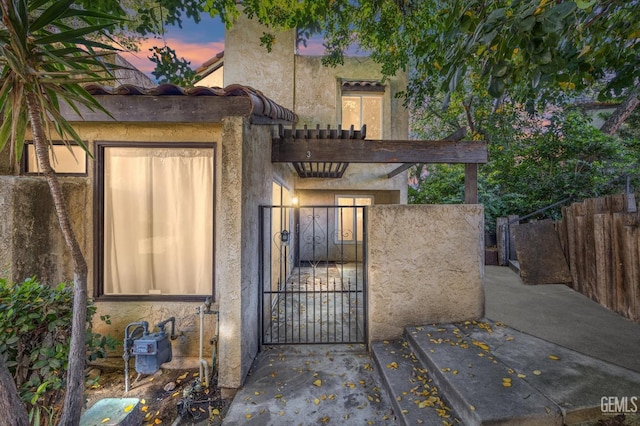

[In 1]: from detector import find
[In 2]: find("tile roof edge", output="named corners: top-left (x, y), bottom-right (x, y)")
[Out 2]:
top-left (82, 83), bottom-right (297, 123)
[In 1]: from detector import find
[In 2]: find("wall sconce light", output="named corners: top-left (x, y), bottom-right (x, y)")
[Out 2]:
top-left (292, 194), bottom-right (299, 206)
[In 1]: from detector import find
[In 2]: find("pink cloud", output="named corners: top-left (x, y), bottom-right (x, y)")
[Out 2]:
top-left (297, 38), bottom-right (326, 56)
top-left (120, 38), bottom-right (225, 76)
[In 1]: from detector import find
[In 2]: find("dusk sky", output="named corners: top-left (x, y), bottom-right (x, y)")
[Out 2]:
top-left (120, 14), bottom-right (327, 80)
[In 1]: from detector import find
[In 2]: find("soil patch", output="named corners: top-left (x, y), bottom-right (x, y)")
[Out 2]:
top-left (84, 361), bottom-right (229, 425)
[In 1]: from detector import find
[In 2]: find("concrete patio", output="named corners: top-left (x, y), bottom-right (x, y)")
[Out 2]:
top-left (222, 266), bottom-right (640, 425)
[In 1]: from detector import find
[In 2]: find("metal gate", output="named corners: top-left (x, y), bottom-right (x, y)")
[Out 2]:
top-left (259, 205), bottom-right (367, 345)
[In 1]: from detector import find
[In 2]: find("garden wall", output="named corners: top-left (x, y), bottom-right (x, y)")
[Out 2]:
top-left (367, 204), bottom-right (485, 342)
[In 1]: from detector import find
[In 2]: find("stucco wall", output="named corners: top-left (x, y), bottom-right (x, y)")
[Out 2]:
top-left (0, 176), bottom-right (88, 285)
top-left (224, 14), bottom-right (295, 109)
top-left (367, 205), bottom-right (485, 342)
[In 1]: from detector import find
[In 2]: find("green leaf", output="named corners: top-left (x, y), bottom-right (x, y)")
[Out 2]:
top-left (550, 1), bottom-right (577, 19)
top-left (488, 77), bottom-right (505, 98)
top-left (34, 24), bottom-right (114, 45)
top-left (575, 0), bottom-right (596, 10)
top-left (30, 0), bottom-right (75, 32)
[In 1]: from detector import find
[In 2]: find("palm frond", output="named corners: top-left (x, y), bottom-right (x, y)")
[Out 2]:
top-left (35, 24), bottom-right (116, 45)
top-left (30, 0), bottom-right (74, 32)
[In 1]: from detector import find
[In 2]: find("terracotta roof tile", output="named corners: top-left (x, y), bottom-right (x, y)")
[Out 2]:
top-left (196, 50), bottom-right (224, 74)
top-left (83, 83), bottom-right (297, 123)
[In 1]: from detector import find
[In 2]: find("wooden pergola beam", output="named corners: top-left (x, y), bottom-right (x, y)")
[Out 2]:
top-left (386, 127), bottom-right (468, 178)
top-left (272, 139), bottom-right (487, 164)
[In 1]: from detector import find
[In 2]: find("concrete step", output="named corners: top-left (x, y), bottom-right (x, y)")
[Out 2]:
top-left (371, 340), bottom-right (461, 425)
top-left (405, 323), bottom-right (563, 426)
top-left (404, 321), bottom-right (640, 425)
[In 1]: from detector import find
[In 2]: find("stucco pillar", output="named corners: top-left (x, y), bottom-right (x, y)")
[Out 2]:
top-left (217, 116), bottom-right (274, 395)
top-left (217, 117), bottom-right (246, 394)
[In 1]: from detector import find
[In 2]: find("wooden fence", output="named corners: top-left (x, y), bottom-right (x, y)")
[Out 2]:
top-left (556, 194), bottom-right (639, 322)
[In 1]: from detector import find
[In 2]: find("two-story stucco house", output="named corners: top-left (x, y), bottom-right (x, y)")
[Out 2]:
top-left (0, 15), bottom-right (486, 397)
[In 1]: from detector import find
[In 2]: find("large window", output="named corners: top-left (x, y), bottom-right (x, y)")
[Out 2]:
top-left (335, 195), bottom-right (373, 243)
top-left (96, 143), bottom-right (214, 298)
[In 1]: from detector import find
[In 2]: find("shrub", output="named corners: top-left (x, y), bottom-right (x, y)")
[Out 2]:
top-left (0, 277), bottom-right (118, 425)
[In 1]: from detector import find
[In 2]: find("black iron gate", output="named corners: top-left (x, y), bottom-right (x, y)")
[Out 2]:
top-left (259, 205), bottom-right (367, 345)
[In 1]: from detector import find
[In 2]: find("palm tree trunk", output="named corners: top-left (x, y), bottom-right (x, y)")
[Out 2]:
top-left (24, 92), bottom-right (88, 426)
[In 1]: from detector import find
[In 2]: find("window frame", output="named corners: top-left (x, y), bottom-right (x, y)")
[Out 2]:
top-left (93, 141), bottom-right (216, 301)
top-left (334, 195), bottom-right (373, 244)
top-left (21, 140), bottom-right (88, 176)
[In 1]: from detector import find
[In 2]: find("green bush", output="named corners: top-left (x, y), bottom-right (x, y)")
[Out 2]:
top-left (0, 277), bottom-right (118, 425)
top-left (410, 105), bottom-right (640, 234)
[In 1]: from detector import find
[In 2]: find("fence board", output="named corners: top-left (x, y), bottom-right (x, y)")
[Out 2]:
top-left (593, 214), bottom-right (608, 306)
top-left (556, 194), bottom-right (639, 323)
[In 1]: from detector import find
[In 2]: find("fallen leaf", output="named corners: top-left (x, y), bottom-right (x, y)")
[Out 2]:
top-left (141, 406), bottom-right (149, 413)
top-left (314, 398), bottom-right (320, 405)
top-left (470, 405), bottom-right (475, 411)
top-left (177, 372), bottom-right (189, 380)
top-left (436, 408), bottom-right (450, 418)
top-left (154, 419), bottom-right (162, 424)
top-left (254, 391), bottom-right (260, 396)
top-left (245, 414), bottom-right (252, 419)
top-left (140, 399), bottom-right (146, 405)
top-left (533, 370), bottom-right (542, 375)
top-left (124, 404), bottom-right (134, 413)
top-left (313, 379), bottom-right (322, 387)
top-left (517, 373), bottom-right (526, 379)
top-left (101, 418), bottom-right (110, 423)
top-left (472, 340), bottom-right (489, 351)
top-left (212, 409), bottom-right (220, 415)
top-left (548, 355), bottom-right (560, 361)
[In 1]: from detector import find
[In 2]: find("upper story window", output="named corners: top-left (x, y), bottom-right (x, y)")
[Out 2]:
top-left (341, 80), bottom-right (385, 140)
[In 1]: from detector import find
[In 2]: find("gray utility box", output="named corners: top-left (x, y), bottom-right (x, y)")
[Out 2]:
top-left (132, 331), bottom-right (172, 374)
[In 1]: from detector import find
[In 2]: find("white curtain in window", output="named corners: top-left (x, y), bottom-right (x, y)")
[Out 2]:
top-left (104, 147), bottom-right (213, 295)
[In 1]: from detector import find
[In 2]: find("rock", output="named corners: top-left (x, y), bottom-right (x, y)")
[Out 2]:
top-left (164, 381), bottom-right (176, 392)
top-left (86, 368), bottom-right (101, 382)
